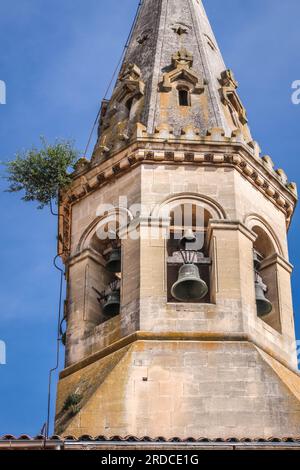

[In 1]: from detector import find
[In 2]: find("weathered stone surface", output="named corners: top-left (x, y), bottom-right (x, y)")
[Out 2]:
top-left (94, 0), bottom-right (252, 160)
top-left (56, 341), bottom-right (300, 439)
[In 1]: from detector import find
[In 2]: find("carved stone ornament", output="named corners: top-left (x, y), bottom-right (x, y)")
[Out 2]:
top-left (137, 28), bottom-right (152, 44)
top-left (219, 69), bottom-right (248, 125)
top-left (113, 63), bottom-right (145, 103)
top-left (171, 23), bottom-right (191, 36)
top-left (94, 63), bottom-right (145, 159)
top-left (172, 48), bottom-right (194, 68)
top-left (161, 48), bottom-right (205, 94)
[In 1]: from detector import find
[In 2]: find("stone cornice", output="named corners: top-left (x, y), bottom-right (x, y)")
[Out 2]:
top-left (260, 252), bottom-right (294, 274)
top-left (206, 220), bottom-right (257, 246)
top-left (59, 331), bottom-right (299, 379)
top-left (58, 136), bottom-right (297, 262)
top-left (68, 247), bottom-right (105, 269)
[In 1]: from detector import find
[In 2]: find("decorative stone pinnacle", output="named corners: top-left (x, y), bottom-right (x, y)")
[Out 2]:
top-left (119, 63), bottom-right (141, 81)
top-left (220, 69), bottom-right (238, 89)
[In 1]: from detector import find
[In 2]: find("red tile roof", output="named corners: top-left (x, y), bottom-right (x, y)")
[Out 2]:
top-left (1, 435), bottom-right (300, 443)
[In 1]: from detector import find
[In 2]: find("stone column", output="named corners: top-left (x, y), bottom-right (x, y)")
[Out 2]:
top-left (65, 249), bottom-right (109, 365)
top-left (139, 217), bottom-right (170, 331)
top-left (207, 220), bottom-right (257, 333)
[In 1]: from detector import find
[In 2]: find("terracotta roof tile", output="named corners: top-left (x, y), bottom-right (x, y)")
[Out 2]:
top-left (1, 435), bottom-right (300, 443)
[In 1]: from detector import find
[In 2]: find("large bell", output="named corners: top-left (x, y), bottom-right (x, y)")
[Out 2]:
top-left (106, 248), bottom-right (121, 273)
top-left (103, 290), bottom-right (120, 317)
top-left (171, 263), bottom-right (208, 302)
top-left (255, 280), bottom-right (273, 317)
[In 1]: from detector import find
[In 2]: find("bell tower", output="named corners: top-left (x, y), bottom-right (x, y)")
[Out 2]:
top-left (55, 0), bottom-right (300, 439)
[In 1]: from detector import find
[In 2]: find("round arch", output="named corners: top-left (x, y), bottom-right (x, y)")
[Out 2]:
top-left (151, 193), bottom-right (227, 221)
top-left (244, 214), bottom-right (284, 257)
top-left (76, 207), bottom-right (133, 254)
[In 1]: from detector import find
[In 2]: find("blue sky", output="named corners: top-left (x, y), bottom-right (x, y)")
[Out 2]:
top-left (0, 0), bottom-right (299, 436)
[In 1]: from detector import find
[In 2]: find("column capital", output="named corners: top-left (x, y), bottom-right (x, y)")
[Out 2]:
top-left (207, 219), bottom-right (257, 246)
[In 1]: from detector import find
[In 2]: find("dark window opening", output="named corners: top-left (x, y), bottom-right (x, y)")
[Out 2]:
top-left (125, 97), bottom-right (134, 113)
top-left (178, 89), bottom-right (190, 107)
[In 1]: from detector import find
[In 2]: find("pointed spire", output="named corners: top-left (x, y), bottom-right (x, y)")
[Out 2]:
top-left (93, 0), bottom-right (252, 160)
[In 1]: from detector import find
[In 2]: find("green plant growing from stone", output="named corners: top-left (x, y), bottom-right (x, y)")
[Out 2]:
top-left (63, 392), bottom-right (82, 416)
top-left (3, 137), bottom-right (80, 209)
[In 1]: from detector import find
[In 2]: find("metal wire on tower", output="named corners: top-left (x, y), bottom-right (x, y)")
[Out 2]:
top-left (83, 0), bottom-right (143, 157)
top-left (44, 0), bottom-right (144, 441)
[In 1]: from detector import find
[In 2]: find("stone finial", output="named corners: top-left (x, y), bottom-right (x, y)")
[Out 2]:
top-left (206, 128), bottom-right (226, 142)
top-left (117, 121), bottom-right (130, 142)
top-left (220, 69), bottom-right (238, 89)
top-left (73, 157), bottom-right (90, 173)
top-left (172, 48), bottom-right (194, 68)
top-left (288, 182), bottom-right (298, 197)
top-left (155, 124), bottom-right (173, 140)
top-left (119, 63), bottom-right (142, 81)
top-left (133, 122), bottom-right (147, 139)
top-left (181, 126), bottom-right (200, 139)
top-left (248, 141), bottom-right (261, 159)
top-left (231, 129), bottom-right (245, 144)
top-left (262, 155), bottom-right (275, 171)
top-left (231, 129), bottom-right (246, 144)
top-left (220, 70), bottom-right (248, 126)
top-left (276, 169), bottom-right (288, 185)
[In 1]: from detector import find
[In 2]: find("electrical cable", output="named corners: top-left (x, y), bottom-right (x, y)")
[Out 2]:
top-left (45, 256), bottom-right (64, 440)
top-left (43, 0), bottom-right (144, 444)
top-left (44, 200), bottom-right (66, 442)
top-left (49, 198), bottom-right (59, 217)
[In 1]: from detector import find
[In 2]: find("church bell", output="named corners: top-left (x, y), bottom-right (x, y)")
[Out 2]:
top-left (253, 251), bottom-right (272, 317)
top-left (106, 248), bottom-right (121, 273)
top-left (171, 263), bottom-right (208, 302)
top-left (255, 278), bottom-right (273, 317)
top-left (103, 289), bottom-right (120, 317)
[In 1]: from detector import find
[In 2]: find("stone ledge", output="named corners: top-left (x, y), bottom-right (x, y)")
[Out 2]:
top-left (60, 331), bottom-right (300, 380)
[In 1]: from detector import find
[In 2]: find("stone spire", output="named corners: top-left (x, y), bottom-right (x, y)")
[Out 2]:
top-left (93, 0), bottom-right (252, 160)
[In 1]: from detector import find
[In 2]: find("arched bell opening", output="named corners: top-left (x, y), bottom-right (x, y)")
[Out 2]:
top-left (252, 225), bottom-right (281, 333)
top-left (86, 219), bottom-right (123, 325)
top-left (166, 203), bottom-right (213, 303)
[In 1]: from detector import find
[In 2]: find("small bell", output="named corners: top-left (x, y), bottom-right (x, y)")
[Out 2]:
top-left (253, 250), bottom-right (263, 270)
top-left (103, 290), bottom-right (120, 317)
top-left (106, 248), bottom-right (121, 273)
top-left (255, 279), bottom-right (273, 317)
top-left (171, 263), bottom-right (208, 302)
top-left (179, 229), bottom-right (196, 249)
